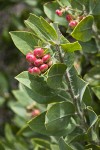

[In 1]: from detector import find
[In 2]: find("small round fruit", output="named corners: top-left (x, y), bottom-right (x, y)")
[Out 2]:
top-left (66, 14), bottom-right (73, 22)
top-left (69, 20), bottom-right (78, 28)
top-left (39, 64), bottom-right (48, 73)
top-left (42, 54), bottom-right (51, 63)
top-left (47, 60), bottom-right (53, 67)
top-left (33, 48), bottom-right (44, 58)
top-left (31, 109), bottom-right (40, 117)
top-left (55, 9), bottom-right (62, 16)
top-left (34, 59), bottom-right (43, 67)
top-left (28, 67), bottom-right (41, 76)
top-left (26, 52), bottom-right (36, 63)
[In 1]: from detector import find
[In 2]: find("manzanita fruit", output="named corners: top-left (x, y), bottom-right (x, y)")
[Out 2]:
top-left (55, 9), bottom-right (63, 16)
top-left (69, 20), bottom-right (78, 28)
top-left (39, 64), bottom-right (48, 72)
top-left (26, 52), bottom-right (36, 63)
top-left (33, 48), bottom-right (44, 58)
top-left (31, 109), bottom-right (40, 117)
top-left (42, 54), bottom-right (51, 63)
top-left (66, 14), bottom-right (73, 22)
top-left (34, 59), bottom-right (43, 67)
top-left (28, 67), bottom-right (41, 76)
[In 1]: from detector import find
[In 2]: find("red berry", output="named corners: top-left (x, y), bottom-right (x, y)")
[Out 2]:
top-left (39, 64), bottom-right (48, 73)
top-left (55, 9), bottom-right (62, 16)
top-left (34, 59), bottom-right (43, 67)
top-left (28, 67), bottom-right (41, 76)
top-left (47, 60), bottom-right (53, 67)
top-left (26, 52), bottom-right (36, 63)
top-left (31, 109), bottom-right (40, 117)
top-left (69, 20), bottom-right (78, 28)
top-left (42, 54), bottom-right (51, 63)
top-left (66, 14), bottom-right (73, 22)
top-left (33, 48), bottom-right (44, 58)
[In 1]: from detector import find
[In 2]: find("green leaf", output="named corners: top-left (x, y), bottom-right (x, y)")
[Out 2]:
top-left (59, 138), bottom-right (73, 150)
top-left (45, 101), bottom-right (75, 132)
top-left (71, 15), bottom-right (94, 42)
top-left (15, 71), bottom-right (70, 104)
top-left (70, 0), bottom-right (83, 10)
top-left (12, 90), bottom-right (33, 107)
top-left (21, 83), bottom-right (70, 104)
top-left (87, 106), bottom-right (98, 131)
top-left (10, 31), bottom-right (38, 55)
top-left (47, 63), bottom-right (67, 89)
top-left (40, 17), bottom-right (58, 41)
top-left (60, 0), bottom-right (71, 6)
top-left (82, 87), bottom-right (93, 106)
top-left (84, 66), bottom-right (100, 86)
top-left (61, 41), bottom-right (82, 53)
top-left (80, 38), bottom-right (98, 54)
top-left (44, 1), bottom-right (68, 27)
top-left (89, 0), bottom-right (100, 15)
top-left (0, 141), bottom-right (5, 150)
top-left (9, 102), bottom-right (26, 118)
top-left (5, 124), bottom-right (15, 142)
top-left (68, 67), bottom-right (88, 102)
top-left (32, 138), bottom-right (51, 149)
top-left (28, 112), bottom-right (52, 136)
top-left (92, 86), bottom-right (100, 100)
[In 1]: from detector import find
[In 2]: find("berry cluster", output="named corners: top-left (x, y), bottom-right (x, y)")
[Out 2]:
top-left (55, 7), bottom-right (85, 28)
top-left (26, 48), bottom-right (52, 76)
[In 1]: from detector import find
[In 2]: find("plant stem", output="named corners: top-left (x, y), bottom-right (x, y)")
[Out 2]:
top-left (56, 44), bottom-right (87, 130)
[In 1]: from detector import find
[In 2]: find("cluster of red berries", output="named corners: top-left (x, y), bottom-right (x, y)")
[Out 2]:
top-left (56, 9), bottom-right (85, 28)
top-left (26, 48), bottom-right (52, 76)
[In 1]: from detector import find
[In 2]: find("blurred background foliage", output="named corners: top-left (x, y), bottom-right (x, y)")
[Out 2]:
top-left (0, 0), bottom-right (100, 149)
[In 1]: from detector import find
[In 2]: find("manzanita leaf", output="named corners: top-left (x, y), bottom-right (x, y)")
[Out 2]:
top-left (47, 64), bottom-right (67, 89)
top-left (61, 41), bottom-right (82, 53)
top-left (45, 101), bottom-right (75, 132)
top-left (92, 86), bottom-right (100, 100)
top-left (59, 138), bottom-right (73, 150)
top-left (70, 0), bottom-right (84, 10)
top-left (84, 66), bottom-right (100, 86)
top-left (89, 0), bottom-right (100, 15)
top-left (68, 67), bottom-right (88, 102)
top-left (0, 142), bottom-right (5, 150)
top-left (40, 16), bottom-right (58, 41)
top-left (10, 31), bottom-right (38, 55)
top-left (28, 112), bottom-right (74, 136)
top-left (44, 1), bottom-right (68, 27)
top-left (80, 38), bottom-right (98, 54)
top-left (71, 15), bottom-right (94, 42)
top-left (15, 71), bottom-right (70, 104)
top-left (87, 106), bottom-right (98, 131)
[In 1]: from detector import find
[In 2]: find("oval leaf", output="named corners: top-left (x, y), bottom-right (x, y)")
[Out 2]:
top-left (47, 63), bottom-right (67, 89)
top-left (71, 15), bottom-right (94, 42)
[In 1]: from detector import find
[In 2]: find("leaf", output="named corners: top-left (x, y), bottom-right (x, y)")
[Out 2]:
top-left (92, 86), bottom-right (100, 100)
top-left (59, 138), bottom-right (73, 150)
top-left (61, 41), bottom-right (82, 53)
top-left (44, 1), bottom-right (68, 27)
top-left (15, 71), bottom-right (70, 104)
top-left (71, 15), bottom-right (94, 42)
top-left (68, 67), bottom-right (88, 102)
top-left (5, 124), bottom-right (15, 142)
top-left (12, 89), bottom-right (33, 107)
top-left (82, 87), bottom-right (93, 106)
top-left (87, 106), bottom-right (98, 131)
top-left (89, 0), bottom-right (100, 15)
top-left (70, 0), bottom-right (83, 10)
top-left (84, 66), bottom-right (100, 86)
top-left (45, 101), bottom-right (75, 131)
top-left (80, 38), bottom-right (98, 54)
top-left (10, 31), bottom-right (38, 55)
top-left (40, 17), bottom-right (58, 41)
top-left (47, 63), bottom-right (67, 89)
top-left (32, 138), bottom-right (51, 149)
top-left (0, 141), bottom-right (5, 150)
